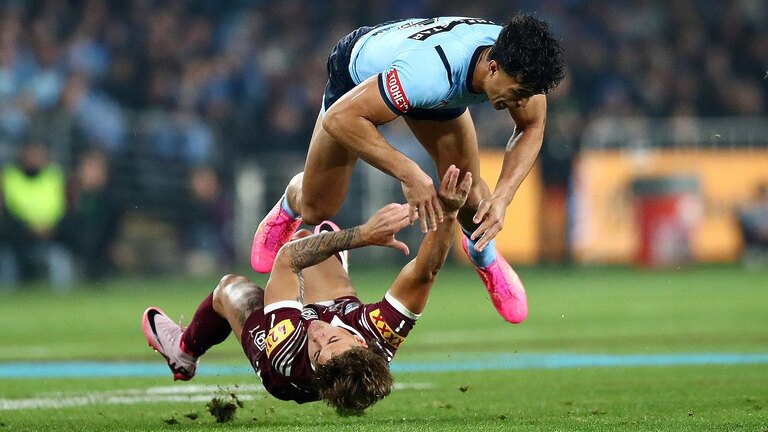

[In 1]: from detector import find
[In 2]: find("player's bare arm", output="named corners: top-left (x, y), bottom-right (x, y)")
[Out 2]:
top-left (471, 94), bottom-right (546, 251)
top-left (389, 165), bottom-right (472, 314)
top-left (322, 76), bottom-right (444, 233)
top-left (265, 203), bottom-right (412, 305)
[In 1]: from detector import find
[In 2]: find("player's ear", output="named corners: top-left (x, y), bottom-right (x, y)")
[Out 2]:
top-left (355, 335), bottom-right (368, 348)
top-left (489, 60), bottom-right (498, 75)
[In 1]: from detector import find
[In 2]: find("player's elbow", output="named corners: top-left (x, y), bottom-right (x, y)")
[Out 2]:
top-left (275, 229), bottom-right (313, 270)
top-left (415, 262), bottom-right (444, 284)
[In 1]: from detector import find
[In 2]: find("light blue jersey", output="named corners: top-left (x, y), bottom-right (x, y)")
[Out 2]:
top-left (348, 17), bottom-right (501, 114)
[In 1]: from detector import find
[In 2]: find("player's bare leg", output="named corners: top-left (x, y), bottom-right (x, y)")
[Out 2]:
top-left (211, 274), bottom-right (265, 341)
top-left (142, 274), bottom-right (263, 381)
top-left (251, 112), bottom-right (357, 273)
top-left (298, 113), bottom-right (358, 224)
top-left (404, 111), bottom-right (528, 323)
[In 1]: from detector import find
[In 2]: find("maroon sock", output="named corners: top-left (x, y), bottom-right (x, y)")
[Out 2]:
top-left (181, 293), bottom-right (231, 357)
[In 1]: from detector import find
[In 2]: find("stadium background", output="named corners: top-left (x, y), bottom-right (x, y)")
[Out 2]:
top-left (0, 0), bottom-right (766, 286)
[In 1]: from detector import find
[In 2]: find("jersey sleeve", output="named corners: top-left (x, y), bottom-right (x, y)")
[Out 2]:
top-left (377, 48), bottom-right (452, 114)
top-left (263, 301), bottom-right (306, 378)
top-left (360, 293), bottom-right (419, 358)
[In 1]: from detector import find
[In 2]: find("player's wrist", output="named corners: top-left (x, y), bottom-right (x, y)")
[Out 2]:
top-left (490, 188), bottom-right (515, 206)
top-left (442, 211), bottom-right (459, 221)
top-left (398, 161), bottom-right (427, 184)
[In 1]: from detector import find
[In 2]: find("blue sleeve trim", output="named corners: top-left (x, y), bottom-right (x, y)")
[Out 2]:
top-left (434, 45), bottom-right (453, 88)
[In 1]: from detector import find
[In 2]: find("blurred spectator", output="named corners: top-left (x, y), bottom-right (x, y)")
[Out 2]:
top-left (60, 73), bottom-right (127, 154)
top-left (539, 75), bottom-right (581, 263)
top-left (0, 1), bottom-right (764, 162)
top-left (183, 166), bottom-right (234, 275)
top-left (0, 0), bottom-right (764, 275)
top-left (0, 142), bottom-right (73, 290)
top-left (63, 150), bottom-right (122, 280)
top-left (738, 183), bottom-right (768, 270)
top-left (0, 0), bottom-right (761, 158)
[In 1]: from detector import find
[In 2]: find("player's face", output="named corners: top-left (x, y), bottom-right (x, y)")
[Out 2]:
top-left (307, 320), bottom-right (368, 367)
top-left (485, 61), bottom-right (534, 110)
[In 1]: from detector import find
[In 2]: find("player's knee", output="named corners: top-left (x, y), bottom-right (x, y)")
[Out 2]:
top-left (288, 172), bottom-right (304, 190)
top-left (301, 204), bottom-right (334, 226)
top-left (213, 274), bottom-right (251, 312)
top-left (217, 274), bottom-right (242, 290)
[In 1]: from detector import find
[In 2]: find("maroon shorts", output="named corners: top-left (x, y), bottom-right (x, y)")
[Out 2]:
top-left (240, 309), bottom-right (318, 403)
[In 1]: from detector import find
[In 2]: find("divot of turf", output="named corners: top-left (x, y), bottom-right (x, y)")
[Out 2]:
top-left (206, 396), bottom-right (238, 423)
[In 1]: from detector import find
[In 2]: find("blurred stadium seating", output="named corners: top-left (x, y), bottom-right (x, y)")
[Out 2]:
top-left (0, 0), bottom-right (766, 279)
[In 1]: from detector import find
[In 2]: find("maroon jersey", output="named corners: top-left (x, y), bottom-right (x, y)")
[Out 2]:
top-left (239, 293), bottom-right (418, 403)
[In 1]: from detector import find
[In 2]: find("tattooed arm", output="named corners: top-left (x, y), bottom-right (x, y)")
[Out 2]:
top-left (264, 203), bottom-right (412, 306)
top-left (284, 226), bottom-right (364, 272)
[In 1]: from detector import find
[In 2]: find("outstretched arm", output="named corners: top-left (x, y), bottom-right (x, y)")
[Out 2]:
top-left (471, 94), bottom-right (546, 251)
top-left (265, 203), bottom-right (411, 306)
top-left (387, 165), bottom-right (472, 314)
top-left (323, 76), bottom-right (443, 233)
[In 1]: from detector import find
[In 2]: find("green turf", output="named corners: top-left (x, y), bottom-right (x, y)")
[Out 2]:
top-left (1, 265), bottom-right (767, 431)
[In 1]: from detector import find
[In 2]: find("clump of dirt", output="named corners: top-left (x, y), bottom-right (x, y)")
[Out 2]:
top-left (206, 393), bottom-right (243, 423)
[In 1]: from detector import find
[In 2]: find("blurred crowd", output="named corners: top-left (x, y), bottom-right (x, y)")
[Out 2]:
top-left (0, 0), bottom-right (766, 284)
top-left (1, 0), bottom-right (765, 158)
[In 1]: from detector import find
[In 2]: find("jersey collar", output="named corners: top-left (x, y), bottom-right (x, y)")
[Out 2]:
top-left (466, 45), bottom-right (490, 94)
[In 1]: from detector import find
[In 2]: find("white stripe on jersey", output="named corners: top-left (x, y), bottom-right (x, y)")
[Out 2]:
top-left (273, 328), bottom-right (303, 371)
top-left (272, 326), bottom-right (305, 376)
top-left (264, 300), bottom-right (302, 314)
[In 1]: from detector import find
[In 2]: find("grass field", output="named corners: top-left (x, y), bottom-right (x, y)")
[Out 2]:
top-left (1, 264), bottom-right (767, 431)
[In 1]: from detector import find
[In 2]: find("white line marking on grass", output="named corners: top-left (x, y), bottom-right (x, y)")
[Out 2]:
top-left (0, 382), bottom-right (433, 411)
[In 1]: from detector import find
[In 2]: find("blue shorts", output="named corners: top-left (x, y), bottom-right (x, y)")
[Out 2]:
top-left (322, 26), bottom-right (466, 122)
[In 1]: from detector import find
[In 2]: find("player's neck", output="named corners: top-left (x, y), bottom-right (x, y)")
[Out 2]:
top-left (471, 47), bottom-right (491, 94)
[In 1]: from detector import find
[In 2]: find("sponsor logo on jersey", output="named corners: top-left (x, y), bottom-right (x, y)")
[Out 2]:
top-left (385, 69), bottom-right (410, 112)
top-left (266, 319), bottom-right (295, 357)
top-left (344, 302), bottom-right (361, 315)
top-left (325, 302), bottom-right (344, 313)
top-left (250, 329), bottom-right (266, 351)
top-left (368, 308), bottom-right (405, 348)
top-left (301, 307), bottom-right (318, 320)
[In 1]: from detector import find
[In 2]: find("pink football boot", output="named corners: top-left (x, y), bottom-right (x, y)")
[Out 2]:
top-left (251, 196), bottom-right (302, 273)
top-left (462, 237), bottom-right (528, 323)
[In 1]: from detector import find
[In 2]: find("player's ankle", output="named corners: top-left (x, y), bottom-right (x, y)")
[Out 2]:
top-left (464, 236), bottom-right (497, 268)
top-left (280, 195), bottom-right (300, 219)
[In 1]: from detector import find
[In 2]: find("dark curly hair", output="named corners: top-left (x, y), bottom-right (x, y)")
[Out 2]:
top-left (314, 344), bottom-right (393, 416)
top-left (488, 14), bottom-right (565, 95)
